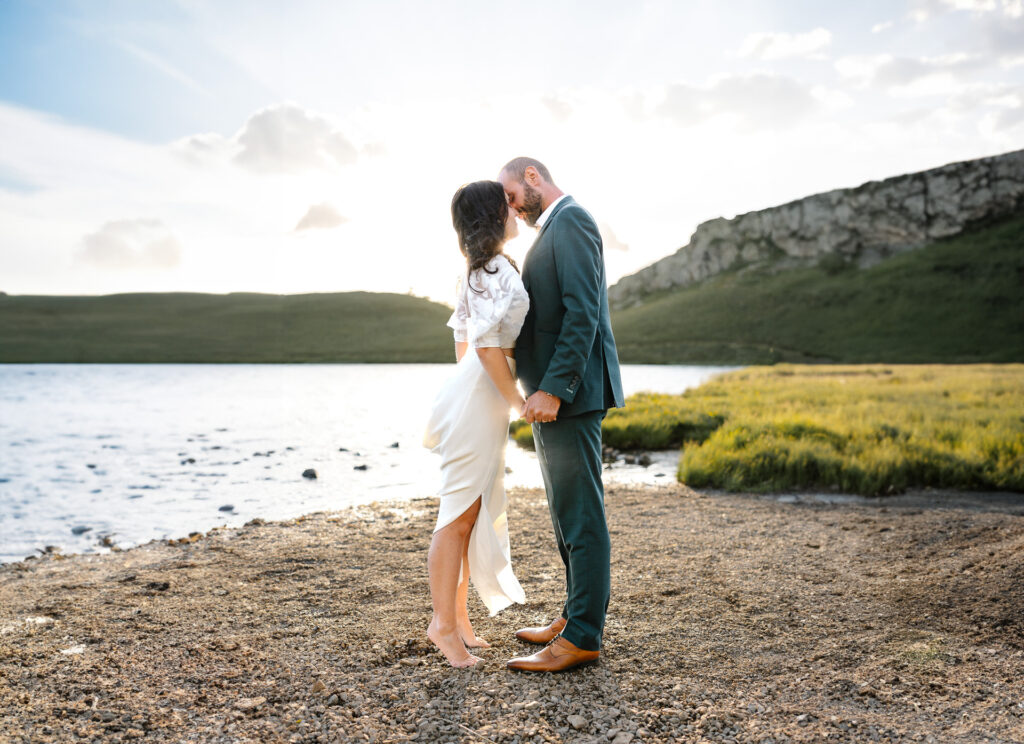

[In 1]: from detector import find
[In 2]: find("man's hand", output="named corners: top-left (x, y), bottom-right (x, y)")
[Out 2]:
top-left (522, 391), bottom-right (561, 424)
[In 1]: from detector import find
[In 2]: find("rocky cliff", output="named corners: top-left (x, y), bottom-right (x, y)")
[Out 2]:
top-left (609, 149), bottom-right (1024, 309)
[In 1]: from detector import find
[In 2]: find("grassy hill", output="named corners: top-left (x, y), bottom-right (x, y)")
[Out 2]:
top-left (2, 214), bottom-right (1021, 365)
top-left (0, 291), bottom-right (455, 363)
top-left (611, 213), bottom-right (1024, 364)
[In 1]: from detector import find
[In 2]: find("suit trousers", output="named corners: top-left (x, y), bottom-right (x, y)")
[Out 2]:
top-left (532, 409), bottom-right (610, 652)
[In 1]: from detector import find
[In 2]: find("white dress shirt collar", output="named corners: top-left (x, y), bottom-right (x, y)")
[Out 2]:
top-left (535, 194), bottom-right (569, 228)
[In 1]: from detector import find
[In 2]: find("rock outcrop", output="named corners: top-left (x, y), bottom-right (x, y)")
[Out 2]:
top-left (609, 149), bottom-right (1024, 309)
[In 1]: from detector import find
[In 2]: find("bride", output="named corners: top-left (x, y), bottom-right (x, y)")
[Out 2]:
top-left (422, 180), bottom-right (529, 667)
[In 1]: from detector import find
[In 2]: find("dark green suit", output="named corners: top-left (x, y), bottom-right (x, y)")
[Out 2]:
top-left (515, 195), bottom-right (624, 652)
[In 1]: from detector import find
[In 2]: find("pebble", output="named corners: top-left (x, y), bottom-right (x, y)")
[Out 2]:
top-left (70, 526), bottom-right (91, 535)
top-left (567, 714), bottom-right (587, 730)
top-left (611, 732), bottom-right (634, 744)
top-left (235, 697), bottom-right (265, 713)
top-left (302, 468), bottom-right (318, 479)
top-left (218, 504), bottom-right (234, 512)
top-left (354, 464), bottom-right (369, 471)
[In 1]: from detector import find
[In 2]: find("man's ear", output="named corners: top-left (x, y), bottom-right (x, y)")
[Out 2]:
top-left (524, 166), bottom-right (539, 185)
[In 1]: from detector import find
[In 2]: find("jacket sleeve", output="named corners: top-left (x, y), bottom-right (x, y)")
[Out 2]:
top-left (538, 208), bottom-right (603, 403)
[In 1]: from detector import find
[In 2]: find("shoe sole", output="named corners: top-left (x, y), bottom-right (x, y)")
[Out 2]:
top-left (506, 657), bottom-right (599, 673)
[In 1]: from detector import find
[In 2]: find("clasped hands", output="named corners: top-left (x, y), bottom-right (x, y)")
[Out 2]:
top-left (518, 390), bottom-right (561, 424)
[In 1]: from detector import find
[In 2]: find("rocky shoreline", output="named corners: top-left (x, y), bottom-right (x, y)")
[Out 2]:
top-left (2, 484), bottom-right (1022, 743)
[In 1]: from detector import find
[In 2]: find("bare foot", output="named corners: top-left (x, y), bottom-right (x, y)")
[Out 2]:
top-left (428, 616), bottom-right (482, 668)
top-left (458, 623), bottom-right (491, 648)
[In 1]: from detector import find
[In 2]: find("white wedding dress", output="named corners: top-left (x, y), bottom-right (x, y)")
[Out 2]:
top-left (423, 254), bottom-right (529, 615)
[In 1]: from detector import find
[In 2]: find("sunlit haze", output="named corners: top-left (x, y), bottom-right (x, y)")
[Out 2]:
top-left (1, 0), bottom-right (1022, 303)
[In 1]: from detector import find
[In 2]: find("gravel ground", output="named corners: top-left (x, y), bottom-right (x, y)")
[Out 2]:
top-left (1, 484), bottom-right (1022, 744)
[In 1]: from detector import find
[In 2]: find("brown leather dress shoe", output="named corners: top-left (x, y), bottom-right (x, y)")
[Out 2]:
top-left (506, 636), bottom-right (599, 673)
top-left (514, 617), bottom-right (567, 644)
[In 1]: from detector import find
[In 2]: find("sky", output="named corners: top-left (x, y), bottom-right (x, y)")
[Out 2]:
top-left (1, 0), bottom-right (1022, 302)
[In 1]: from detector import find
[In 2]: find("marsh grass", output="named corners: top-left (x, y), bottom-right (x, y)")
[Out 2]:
top-left (512, 365), bottom-right (1024, 496)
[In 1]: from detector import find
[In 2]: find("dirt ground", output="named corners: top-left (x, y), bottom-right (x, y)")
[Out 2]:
top-left (1, 484), bottom-right (1022, 744)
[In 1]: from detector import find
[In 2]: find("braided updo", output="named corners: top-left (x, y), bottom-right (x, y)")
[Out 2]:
top-left (451, 180), bottom-right (519, 292)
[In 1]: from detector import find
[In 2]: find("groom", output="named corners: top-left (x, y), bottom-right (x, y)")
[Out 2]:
top-left (498, 157), bottom-right (624, 672)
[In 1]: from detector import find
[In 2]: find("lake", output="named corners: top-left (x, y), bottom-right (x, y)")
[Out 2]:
top-left (0, 364), bottom-right (736, 563)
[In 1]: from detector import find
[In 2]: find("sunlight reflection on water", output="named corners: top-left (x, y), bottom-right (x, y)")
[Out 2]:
top-left (0, 363), bottom-right (736, 562)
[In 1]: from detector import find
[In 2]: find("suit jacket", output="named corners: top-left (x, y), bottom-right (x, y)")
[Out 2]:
top-left (515, 196), bottom-right (624, 418)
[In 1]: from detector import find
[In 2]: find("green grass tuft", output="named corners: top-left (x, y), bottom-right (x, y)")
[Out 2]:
top-left (511, 364), bottom-right (1024, 497)
top-left (675, 364), bottom-right (1024, 495)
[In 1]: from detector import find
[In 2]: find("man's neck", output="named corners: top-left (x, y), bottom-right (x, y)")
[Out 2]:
top-left (540, 188), bottom-right (565, 212)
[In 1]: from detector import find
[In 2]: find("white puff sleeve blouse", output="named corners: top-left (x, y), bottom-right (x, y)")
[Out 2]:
top-left (446, 255), bottom-right (529, 348)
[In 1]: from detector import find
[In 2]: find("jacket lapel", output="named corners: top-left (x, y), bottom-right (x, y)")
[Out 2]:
top-left (523, 196), bottom-right (575, 284)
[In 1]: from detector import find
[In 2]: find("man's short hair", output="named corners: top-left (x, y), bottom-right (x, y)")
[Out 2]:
top-left (501, 157), bottom-right (553, 185)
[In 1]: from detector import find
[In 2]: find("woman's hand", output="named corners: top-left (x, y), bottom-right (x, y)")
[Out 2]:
top-left (512, 395), bottom-right (527, 418)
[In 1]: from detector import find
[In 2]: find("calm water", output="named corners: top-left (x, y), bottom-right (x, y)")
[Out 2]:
top-left (0, 364), bottom-right (735, 563)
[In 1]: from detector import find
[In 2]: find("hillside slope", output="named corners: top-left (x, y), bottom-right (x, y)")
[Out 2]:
top-left (0, 291), bottom-right (455, 363)
top-left (610, 214), bottom-right (1024, 364)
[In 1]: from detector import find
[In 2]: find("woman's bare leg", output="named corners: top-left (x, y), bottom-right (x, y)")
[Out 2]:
top-left (456, 529), bottom-right (490, 648)
top-left (427, 496), bottom-right (483, 667)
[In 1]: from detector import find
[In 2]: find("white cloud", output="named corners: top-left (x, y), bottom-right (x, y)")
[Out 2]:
top-left (835, 53), bottom-right (987, 94)
top-left (294, 203), bottom-right (347, 231)
top-left (76, 219), bottom-right (182, 270)
top-left (541, 96), bottom-right (573, 123)
top-left (911, 0), bottom-right (1023, 19)
top-left (170, 103), bottom-right (375, 175)
top-left (739, 28), bottom-right (832, 60)
top-left (872, 20), bottom-right (896, 33)
top-left (658, 74), bottom-right (817, 129)
top-left (233, 103), bottom-right (359, 173)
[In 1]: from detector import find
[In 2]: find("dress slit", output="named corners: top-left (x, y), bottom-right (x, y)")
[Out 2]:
top-left (424, 352), bottom-right (525, 615)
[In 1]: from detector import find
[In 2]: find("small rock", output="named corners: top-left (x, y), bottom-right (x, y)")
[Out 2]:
top-left (181, 457), bottom-right (196, 465)
top-left (86, 464), bottom-right (96, 469)
top-left (389, 442), bottom-right (400, 448)
top-left (244, 518), bottom-right (266, 527)
top-left (326, 694), bottom-right (341, 706)
top-left (612, 732), bottom-right (634, 744)
top-left (338, 447), bottom-right (349, 452)
top-left (353, 464), bottom-right (369, 471)
top-left (145, 581), bottom-right (170, 591)
top-left (311, 680), bottom-right (326, 694)
top-left (70, 526), bottom-right (91, 536)
top-left (638, 453), bottom-right (652, 466)
top-left (302, 468), bottom-right (318, 479)
top-left (235, 697), bottom-right (265, 713)
top-left (218, 504), bottom-right (234, 512)
top-left (505, 466), bottom-right (513, 474)
top-left (567, 714), bottom-right (587, 730)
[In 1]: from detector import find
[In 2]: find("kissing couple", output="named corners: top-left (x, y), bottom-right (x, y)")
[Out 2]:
top-left (423, 157), bottom-right (624, 672)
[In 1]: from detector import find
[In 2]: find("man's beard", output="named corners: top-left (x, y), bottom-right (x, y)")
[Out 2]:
top-left (520, 181), bottom-right (543, 227)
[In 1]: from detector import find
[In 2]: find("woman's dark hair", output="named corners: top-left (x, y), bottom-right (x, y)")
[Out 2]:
top-left (451, 180), bottom-right (518, 292)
